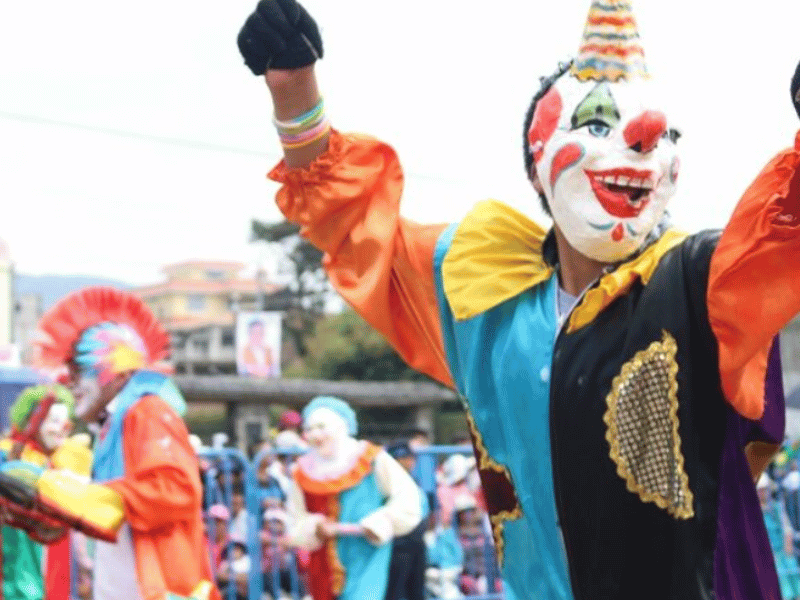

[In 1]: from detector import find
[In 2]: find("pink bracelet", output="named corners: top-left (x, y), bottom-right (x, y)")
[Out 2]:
top-left (280, 119), bottom-right (331, 149)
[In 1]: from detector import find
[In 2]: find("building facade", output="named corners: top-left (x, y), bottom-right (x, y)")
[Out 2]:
top-left (134, 260), bottom-right (283, 375)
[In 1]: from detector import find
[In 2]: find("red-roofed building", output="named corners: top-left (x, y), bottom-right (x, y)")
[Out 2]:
top-left (134, 260), bottom-right (284, 374)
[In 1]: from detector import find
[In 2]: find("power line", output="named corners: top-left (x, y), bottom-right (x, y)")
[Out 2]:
top-left (0, 109), bottom-right (476, 186)
top-left (0, 109), bottom-right (278, 159)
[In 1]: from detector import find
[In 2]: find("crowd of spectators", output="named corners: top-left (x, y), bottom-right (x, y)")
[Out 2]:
top-left (199, 411), bottom-right (503, 600)
top-left (762, 457), bottom-right (800, 600)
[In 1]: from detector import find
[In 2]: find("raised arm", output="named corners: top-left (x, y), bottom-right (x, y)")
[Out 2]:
top-left (237, 0), bottom-right (452, 386)
top-left (707, 61), bottom-right (800, 420)
top-left (238, 0), bottom-right (327, 168)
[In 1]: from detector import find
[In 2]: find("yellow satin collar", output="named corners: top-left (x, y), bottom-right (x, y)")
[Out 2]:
top-left (443, 200), bottom-right (553, 321)
top-left (441, 200), bottom-right (687, 331)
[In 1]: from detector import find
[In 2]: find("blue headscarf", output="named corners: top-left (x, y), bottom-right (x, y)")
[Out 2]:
top-left (302, 396), bottom-right (357, 436)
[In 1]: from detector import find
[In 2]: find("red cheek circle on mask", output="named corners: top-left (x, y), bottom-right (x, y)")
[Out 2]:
top-left (528, 87), bottom-right (562, 163)
top-left (549, 143), bottom-right (585, 190)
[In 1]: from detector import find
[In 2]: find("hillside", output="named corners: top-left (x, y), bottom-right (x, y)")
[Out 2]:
top-left (15, 274), bottom-right (132, 310)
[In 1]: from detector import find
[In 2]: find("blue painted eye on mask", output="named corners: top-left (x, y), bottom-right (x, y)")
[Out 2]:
top-left (586, 121), bottom-right (612, 138)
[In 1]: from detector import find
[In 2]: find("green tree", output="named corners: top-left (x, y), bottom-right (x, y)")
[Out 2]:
top-left (285, 310), bottom-right (431, 382)
top-left (250, 219), bottom-right (327, 357)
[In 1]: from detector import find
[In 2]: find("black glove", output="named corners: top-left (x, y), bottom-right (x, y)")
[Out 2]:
top-left (237, 0), bottom-right (323, 75)
top-left (792, 60), bottom-right (800, 120)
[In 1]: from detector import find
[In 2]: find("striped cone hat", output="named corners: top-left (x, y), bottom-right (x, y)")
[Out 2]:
top-left (571, 0), bottom-right (649, 82)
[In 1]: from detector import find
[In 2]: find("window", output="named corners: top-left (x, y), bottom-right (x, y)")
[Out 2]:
top-left (191, 338), bottom-right (209, 353)
top-left (206, 270), bottom-right (226, 281)
top-left (221, 328), bottom-right (235, 347)
top-left (245, 422), bottom-right (263, 449)
top-left (187, 294), bottom-right (205, 312)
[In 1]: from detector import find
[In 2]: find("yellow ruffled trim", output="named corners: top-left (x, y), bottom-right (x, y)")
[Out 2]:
top-left (442, 200), bottom-right (552, 321)
top-left (567, 230), bottom-right (688, 333)
top-left (464, 410), bottom-right (522, 567)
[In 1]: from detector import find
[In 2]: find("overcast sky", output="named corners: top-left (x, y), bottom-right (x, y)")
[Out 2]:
top-left (1, 0), bottom-right (799, 285)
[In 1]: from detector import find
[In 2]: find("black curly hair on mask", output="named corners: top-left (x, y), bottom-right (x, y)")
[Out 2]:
top-left (791, 60), bottom-right (800, 121)
top-left (522, 60), bottom-right (574, 216)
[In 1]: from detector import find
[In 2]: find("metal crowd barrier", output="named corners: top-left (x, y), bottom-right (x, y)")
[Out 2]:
top-left (199, 445), bottom-right (506, 600)
top-left (771, 489), bottom-right (800, 583)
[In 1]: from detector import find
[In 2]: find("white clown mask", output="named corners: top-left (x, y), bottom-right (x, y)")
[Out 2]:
top-left (529, 75), bottom-right (680, 263)
top-left (303, 406), bottom-right (350, 460)
top-left (38, 402), bottom-right (71, 451)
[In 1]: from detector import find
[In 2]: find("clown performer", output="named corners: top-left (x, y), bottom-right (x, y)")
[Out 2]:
top-left (0, 384), bottom-right (91, 600)
top-left (30, 287), bottom-right (218, 600)
top-left (285, 396), bottom-right (422, 600)
top-left (237, 0), bottom-right (800, 598)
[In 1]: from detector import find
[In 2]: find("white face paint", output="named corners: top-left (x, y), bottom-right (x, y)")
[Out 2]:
top-left (302, 407), bottom-right (348, 460)
top-left (39, 403), bottom-right (71, 451)
top-left (530, 76), bottom-right (680, 262)
top-left (71, 375), bottom-right (102, 422)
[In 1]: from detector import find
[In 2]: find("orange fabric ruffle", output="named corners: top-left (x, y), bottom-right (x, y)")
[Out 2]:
top-left (293, 442), bottom-right (381, 496)
top-left (269, 131), bottom-right (453, 388)
top-left (708, 131), bottom-right (800, 420)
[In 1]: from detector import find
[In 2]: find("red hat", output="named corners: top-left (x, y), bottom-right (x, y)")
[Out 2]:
top-left (279, 410), bottom-right (302, 428)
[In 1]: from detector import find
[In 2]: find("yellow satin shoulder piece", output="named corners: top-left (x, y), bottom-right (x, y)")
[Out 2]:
top-left (37, 471), bottom-right (125, 535)
top-left (51, 437), bottom-right (93, 477)
top-left (567, 229), bottom-right (689, 333)
top-left (442, 200), bottom-right (553, 321)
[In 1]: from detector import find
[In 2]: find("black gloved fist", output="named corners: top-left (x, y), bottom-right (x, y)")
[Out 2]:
top-left (237, 0), bottom-right (323, 75)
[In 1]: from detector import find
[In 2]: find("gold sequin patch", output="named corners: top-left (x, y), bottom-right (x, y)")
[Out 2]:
top-left (604, 331), bottom-right (694, 519)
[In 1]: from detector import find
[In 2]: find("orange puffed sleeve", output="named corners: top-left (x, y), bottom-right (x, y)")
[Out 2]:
top-left (708, 131), bottom-right (800, 420)
top-left (106, 395), bottom-right (217, 600)
top-left (106, 395), bottom-right (202, 530)
top-left (269, 131), bottom-right (453, 387)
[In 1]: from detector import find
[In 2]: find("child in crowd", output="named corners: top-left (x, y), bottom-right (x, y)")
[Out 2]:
top-left (261, 508), bottom-right (308, 599)
top-left (425, 513), bottom-right (464, 599)
top-left (437, 454), bottom-right (478, 526)
top-left (759, 474), bottom-right (800, 599)
top-left (454, 494), bottom-right (498, 596)
top-left (229, 487), bottom-right (250, 541)
top-left (274, 410), bottom-right (307, 452)
top-left (216, 540), bottom-right (250, 600)
top-left (256, 450), bottom-right (288, 508)
top-left (207, 504), bottom-right (232, 572)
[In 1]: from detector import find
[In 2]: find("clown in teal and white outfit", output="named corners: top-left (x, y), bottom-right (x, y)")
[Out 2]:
top-left (286, 396), bottom-right (422, 600)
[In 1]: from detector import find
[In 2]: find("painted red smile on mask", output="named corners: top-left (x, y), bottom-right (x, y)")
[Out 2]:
top-left (585, 168), bottom-right (655, 218)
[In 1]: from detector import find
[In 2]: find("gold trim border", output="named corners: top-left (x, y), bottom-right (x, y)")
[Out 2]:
top-left (603, 330), bottom-right (694, 519)
top-left (327, 495), bottom-right (346, 595)
top-left (465, 409), bottom-right (523, 566)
